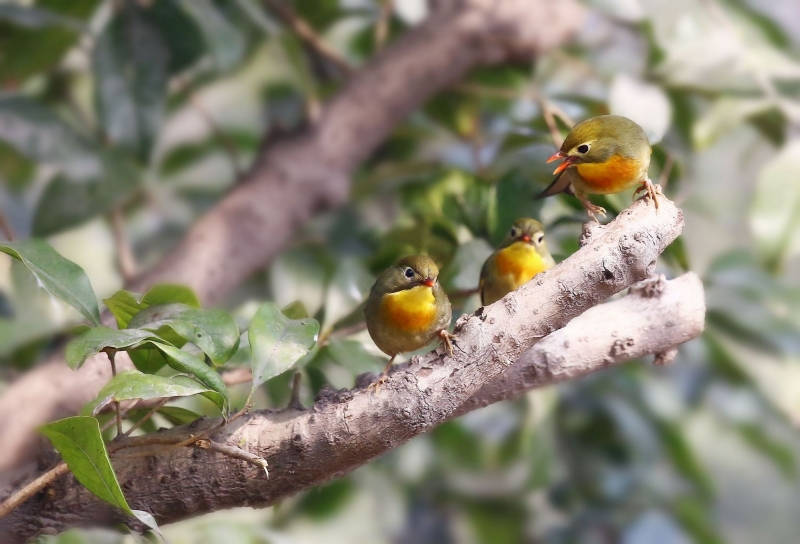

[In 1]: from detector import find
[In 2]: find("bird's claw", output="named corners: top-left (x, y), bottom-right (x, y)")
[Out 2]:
top-left (439, 329), bottom-right (456, 357)
top-left (635, 178), bottom-right (662, 211)
top-left (367, 373), bottom-right (389, 395)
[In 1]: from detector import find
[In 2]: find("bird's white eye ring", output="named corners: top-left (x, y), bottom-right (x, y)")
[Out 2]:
top-left (577, 143), bottom-right (590, 154)
top-left (536, 234), bottom-right (544, 244)
top-left (404, 267), bottom-right (414, 279)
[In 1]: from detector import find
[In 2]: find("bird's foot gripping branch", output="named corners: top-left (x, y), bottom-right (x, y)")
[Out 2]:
top-left (0, 196), bottom-right (704, 542)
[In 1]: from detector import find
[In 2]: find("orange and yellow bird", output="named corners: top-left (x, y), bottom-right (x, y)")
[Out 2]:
top-left (364, 255), bottom-right (453, 388)
top-left (536, 115), bottom-right (660, 221)
top-left (479, 218), bottom-right (556, 306)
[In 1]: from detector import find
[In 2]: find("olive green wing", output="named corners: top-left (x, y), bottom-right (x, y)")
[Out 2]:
top-left (534, 169), bottom-right (576, 199)
top-left (479, 253), bottom-right (494, 306)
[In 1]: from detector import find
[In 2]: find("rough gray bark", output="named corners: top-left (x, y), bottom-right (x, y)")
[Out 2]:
top-left (0, 0), bottom-right (586, 474)
top-left (0, 196), bottom-right (693, 542)
top-left (455, 272), bottom-right (705, 416)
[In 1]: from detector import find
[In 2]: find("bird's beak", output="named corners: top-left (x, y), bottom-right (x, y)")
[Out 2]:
top-left (521, 235), bottom-right (531, 243)
top-left (547, 151), bottom-right (574, 175)
top-left (422, 278), bottom-right (435, 288)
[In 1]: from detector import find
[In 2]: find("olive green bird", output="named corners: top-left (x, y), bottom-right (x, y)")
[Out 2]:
top-left (364, 255), bottom-right (454, 388)
top-left (479, 218), bottom-right (556, 306)
top-left (536, 115), bottom-right (660, 221)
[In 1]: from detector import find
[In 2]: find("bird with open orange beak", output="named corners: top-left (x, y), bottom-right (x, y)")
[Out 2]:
top-left (536, 115), bottom-right (660, 221)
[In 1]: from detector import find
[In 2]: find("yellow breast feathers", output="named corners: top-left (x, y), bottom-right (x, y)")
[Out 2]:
top-left (495, 242), bottom-right (547, 285)
top-left (381, 286), bottom-right (438, 332)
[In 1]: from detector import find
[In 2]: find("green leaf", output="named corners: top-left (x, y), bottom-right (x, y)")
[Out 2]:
top-left (38, 416), bottom-right (131, 514)
top-left (0, 0), bottom-right (99, 84)
top-left (749, 140), bottom-right (800, 271)
top-left (151, 343), bottom-right (229, 415)
top-left (0, 318), bottom-right (60, 358)
top-left (0, 141), bottom-right (35, 191)
top-left (654, 420), bottom-right (714, 500)
top-left (281, 301), bottom-right (309, 320)
top-left (0, 96), bottom-right (141, 235)
top-left (32, 150), bottom-right (140, 236)
top-left (146, 0), bottom-right (205, 74)
top-left (92, 2), bottom-right (168, 160)
top-left (249, 302), bottom-right (320, 388)
top-left (0, 239), bottom-right (100, 326)
top-left (671, 497), bottom-right (725, 544)
top-left (154, 406), bottom-right (203, 426)
top-left (103, 290), bottom-right (145, 329)
top-left (0, 5), bottom-right (84, 31)
top-left (81, 370), bottom-right (212, 417)
top-left (138, 308), bottom-right (240, 366)
top-left (142, 284), bottom-right (201, 308)
top-left (65, 327), bottom-right (161, 370)
top-left (693, 97), bottom-right (774, 149)
top-left (297, 479), bottom-right (354, 519)
top-left (104, 284), bottom-right (200, 329)
top-left (491, 169), bottom-right (545, 245)
top-left (177, 0), bottom-right (245, 72)
top-left (736, 423), bottom-right (795, 477)
top-left (440, 238), bottom-right (493, 292)
top-left (159, 131), bottom-right (260, 177)
top-left (0, 95), bottom-right (97, 169)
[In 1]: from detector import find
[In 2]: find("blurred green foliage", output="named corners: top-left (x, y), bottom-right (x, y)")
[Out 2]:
top-left (2, 0), bottom-right (800, 543)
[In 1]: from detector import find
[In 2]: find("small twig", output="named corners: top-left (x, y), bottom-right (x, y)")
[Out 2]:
top-left (287, 372), bottom-right (304, 410)
top-left (99, 399), bottom-right (141, 432)
top-left (109, 206), bottom-right (137, 282)
top-left (190, 95), bottom-right (244, 179)
top-left (104, 349), bottom-right (122, 437)
top-left (0, 209), bottom-right (15, 241)
top-left (221, 366), bottom-right (253, 387)
top-left (195, 438), bottom-right (269, 477)
top-left (545, 100), bottom-right (576, 129)
top-left (264, 0), bottom-right (353, 76)
top-left (122, 398), bottom-right (168, 437)
top-left (374, 0), bottom-right (393, 51)
top-left (0, 462), bottom-right (69, 519)
top-left (539, 97), bottom-right (565, 148)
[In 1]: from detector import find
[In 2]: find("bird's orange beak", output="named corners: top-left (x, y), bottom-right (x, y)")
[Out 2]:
top-left (422, 278), bottom-right (435, 288)
top-left (521, 235), bottom-right (531, 243)
top-left (547, 151), bottom-right (574, 175)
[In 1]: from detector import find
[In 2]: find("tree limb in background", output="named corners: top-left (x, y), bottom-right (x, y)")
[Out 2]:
top-left (0, 0), bottom-right (586, 473)
top-left (0, 196), bottom-right (691, 541)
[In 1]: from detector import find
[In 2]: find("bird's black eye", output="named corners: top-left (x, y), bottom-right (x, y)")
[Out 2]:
top-left (577, 144), bottom-right (590, 154)
top-left (536, 234), bottom-right (545, 244)
top-left (404, 267), bottom-right (415, 279)
top-left (510, 227), bottom-right (518, 237)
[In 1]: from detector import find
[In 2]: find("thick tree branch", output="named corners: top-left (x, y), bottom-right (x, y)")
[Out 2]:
top-left (0, 197), bottom-right (689, 541)
top-left (0, 0), bottom-right (585, 474)
top-left (454, 272), bottom-right (704, 416)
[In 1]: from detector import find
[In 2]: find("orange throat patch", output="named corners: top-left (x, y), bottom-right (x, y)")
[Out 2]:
top-left (381, 286), bottom-right (438, 332)
top-left (575, 154), bottom-right (643, 194)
